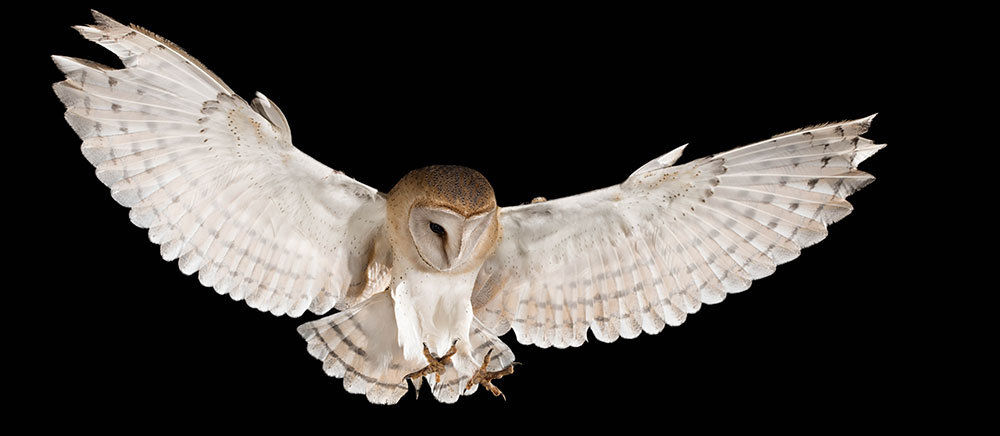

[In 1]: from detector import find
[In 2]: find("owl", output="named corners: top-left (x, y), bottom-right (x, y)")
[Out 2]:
top-left (53, 11), bottom-right (884, 404)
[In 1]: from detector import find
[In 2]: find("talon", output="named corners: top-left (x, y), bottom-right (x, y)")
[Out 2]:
top-left (404, 341), bottom-right (460, 391)
top-left (465, 348), bottom-right (520, 401)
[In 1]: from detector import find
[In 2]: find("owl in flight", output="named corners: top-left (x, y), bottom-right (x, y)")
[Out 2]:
top-left (53, 11), bottom-right (884, 404)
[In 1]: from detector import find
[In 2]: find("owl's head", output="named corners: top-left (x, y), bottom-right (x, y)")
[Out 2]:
top-left (387, 165), bottom-right (500, 273)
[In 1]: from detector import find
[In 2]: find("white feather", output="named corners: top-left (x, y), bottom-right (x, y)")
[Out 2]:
top-left (53, 11), bottom-right (386, 316)
top-left (474, 115), bottom-right (884, 345)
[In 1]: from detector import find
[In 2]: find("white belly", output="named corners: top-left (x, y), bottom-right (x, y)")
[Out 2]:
top-left (391, 266), bottom-right (478, 361)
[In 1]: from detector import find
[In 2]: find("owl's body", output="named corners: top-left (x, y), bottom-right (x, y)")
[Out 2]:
top-left (299, 253), bottom-right (514, 403)
top-left (384, 165), bottom-right (501, 362)
top-left (393, 265), bottom-right (479, 360)
top-left (54, 11), bottom-right (885, 404)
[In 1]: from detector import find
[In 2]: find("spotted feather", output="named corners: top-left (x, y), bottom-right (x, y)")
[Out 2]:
top-left (473, 115), bottom-right (884, 348)
top-left (53, 10), bottom-right (387, 316)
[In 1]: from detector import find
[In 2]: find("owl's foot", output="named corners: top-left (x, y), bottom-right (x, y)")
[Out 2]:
top-left (464, 348), bottom-right (520, 400)
top-left (403, 340), bottom-right (458, 385)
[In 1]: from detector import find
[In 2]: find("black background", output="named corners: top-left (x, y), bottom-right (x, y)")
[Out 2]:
top-left (16, 2), bottom-right (966, 430)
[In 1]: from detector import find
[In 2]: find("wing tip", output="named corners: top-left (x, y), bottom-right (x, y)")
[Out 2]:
top-left (51, 54), bottom-right (114, 75)
top-left (70, 10), bottom-right (128, 43)
top-left (71, 24), bottom-right (99, 38)
top-left (90, 9), bottom-right (112, 24)
top-left (857, 113), bottom-right (878, 134)
top-left (89, 9), bottom-right (131, 30)
top-left (769, 113), bottom-right (880, 139)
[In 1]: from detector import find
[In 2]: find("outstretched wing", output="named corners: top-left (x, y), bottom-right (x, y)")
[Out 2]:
top-left (472, 116), bottom-right (883, 347)
top-left (53, 11), bottom-right (388, 317)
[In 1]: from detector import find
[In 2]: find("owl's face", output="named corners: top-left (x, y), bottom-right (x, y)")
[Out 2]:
top-left (408, 205), bottom-right (497, 272)
top-left (387, 165), bottom-right (500, 273)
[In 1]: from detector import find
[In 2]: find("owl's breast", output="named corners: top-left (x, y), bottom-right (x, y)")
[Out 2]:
top-left (390, 266), bottom-right (479, 360)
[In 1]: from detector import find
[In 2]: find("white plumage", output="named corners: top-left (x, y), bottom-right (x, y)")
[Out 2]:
top-left (473, 117), bottom-right (883, 348)
top-left (53, 13), bottom-right (386, 318)
top-left (54, 11), bottom-right (884, 405)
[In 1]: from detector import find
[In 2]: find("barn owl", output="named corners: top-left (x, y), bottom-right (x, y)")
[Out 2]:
top-left (53, 11), bottom-right (884, 404)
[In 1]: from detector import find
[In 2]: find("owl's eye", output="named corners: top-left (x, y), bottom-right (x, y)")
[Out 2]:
top-left (429, 222), bottom-right (446, 235)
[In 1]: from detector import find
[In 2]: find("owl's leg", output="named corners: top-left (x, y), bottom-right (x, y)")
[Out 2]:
top-left (403, 340), bottom-right (458, 385)
top-left (464, 348), bottom-right (520, 400)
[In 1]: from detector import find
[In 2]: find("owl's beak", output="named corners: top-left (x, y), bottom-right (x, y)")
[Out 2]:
top-left (441, 209), bottom-right (496, 272)
top-left (442, 229), bottom-right (464, 270)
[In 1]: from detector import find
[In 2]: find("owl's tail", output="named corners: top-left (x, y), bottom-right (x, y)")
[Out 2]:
top-left (298, 292), bottom-right (410, 404)
top-left (298, 292), bottom-right (516, 404)
top-left (426, 317), bottom-right (516, 403)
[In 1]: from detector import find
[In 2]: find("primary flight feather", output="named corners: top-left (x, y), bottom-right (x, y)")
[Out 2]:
top-left (53, 11), bottom-right (884, 404)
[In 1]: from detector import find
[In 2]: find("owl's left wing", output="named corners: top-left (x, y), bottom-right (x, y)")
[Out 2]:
top-left (472, 116), bottom-right (883, 348)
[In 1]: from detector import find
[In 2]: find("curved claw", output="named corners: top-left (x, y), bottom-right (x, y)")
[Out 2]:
top-left (403, 340), bottom-right (461, 395)
top-left (465, 348), bottom-right (520, 400)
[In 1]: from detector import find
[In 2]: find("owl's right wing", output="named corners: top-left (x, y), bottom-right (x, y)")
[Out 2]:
top-left (53, 11), bottom-right (388, 317)
top-left (473, 116), bottom-right (883, 348)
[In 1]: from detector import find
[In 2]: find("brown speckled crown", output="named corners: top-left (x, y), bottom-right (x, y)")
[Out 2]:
top-left (389, 165), bottom-right (496, 217)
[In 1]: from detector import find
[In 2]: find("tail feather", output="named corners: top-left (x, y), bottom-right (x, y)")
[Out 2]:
top-left (299, 294), bottom-right (517, 404)
top-left (427, 318), bottom-right (516, 403)
top-left (298, 292), bottom-right (410, 405)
